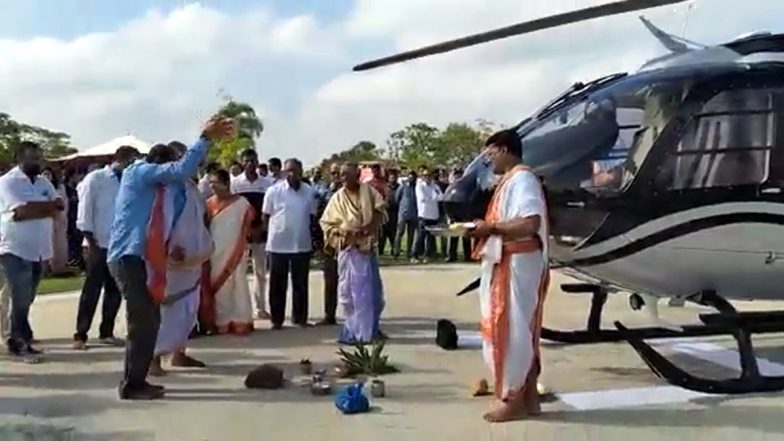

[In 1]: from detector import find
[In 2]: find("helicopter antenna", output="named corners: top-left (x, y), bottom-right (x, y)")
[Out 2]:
top-left (681, 0), bottom-right (695, 38)
top-left (639, 16), bottom-right (706, 52)
top-left (353, 0), bottom-right (690, 72)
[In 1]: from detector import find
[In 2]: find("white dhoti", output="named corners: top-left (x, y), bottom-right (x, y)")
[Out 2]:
top-left (475, 165), bottom-right (550, 401)
top-left (156, 288), bottom-right (200, 356)
top-left (147, 182), bottom-right (213, 356)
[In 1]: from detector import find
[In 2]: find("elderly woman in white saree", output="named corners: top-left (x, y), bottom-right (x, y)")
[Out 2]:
top-left (147, 178), bottom-right (213, 377)
top-left (203, 170), bottom-right (256, 336)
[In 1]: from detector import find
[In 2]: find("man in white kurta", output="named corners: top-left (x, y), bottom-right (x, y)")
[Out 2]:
top-left (468, 129), bottom-right (550, 423)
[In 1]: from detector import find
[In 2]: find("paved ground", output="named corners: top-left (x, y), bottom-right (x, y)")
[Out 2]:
top-left (1, 264), bottom-right (783, 440)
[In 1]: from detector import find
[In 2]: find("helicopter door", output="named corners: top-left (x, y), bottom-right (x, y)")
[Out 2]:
top-left (654, 86), bottom-right (777, 192)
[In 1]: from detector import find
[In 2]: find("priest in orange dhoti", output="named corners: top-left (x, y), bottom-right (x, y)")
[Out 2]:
top-left (467, 129), bottom-right (550, 423)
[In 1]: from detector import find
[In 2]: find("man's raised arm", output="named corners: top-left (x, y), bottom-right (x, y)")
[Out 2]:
top-left (139, 116), bottom-right (235, 185)
top-left (139, 138), bottom-right (209, 185)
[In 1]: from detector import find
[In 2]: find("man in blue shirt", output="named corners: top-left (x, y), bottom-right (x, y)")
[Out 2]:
top-left (394, 171), bottom-right (419, 259)
top-left (107, 116), bottom-right (234, 401)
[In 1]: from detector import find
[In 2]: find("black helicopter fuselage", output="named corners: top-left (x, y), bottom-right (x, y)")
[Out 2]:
top-left (443, 37), bottom-right (784, 301)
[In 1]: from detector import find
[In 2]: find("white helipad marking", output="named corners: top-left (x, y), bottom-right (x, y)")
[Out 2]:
top-left (431, 328), bottom-right (784, 410)
top-left (652, 338), bottom-right (784, 375)
top-left (558, 385), bottom-right (711, 411)
top-left (557, 338), bottom-right (784, 410)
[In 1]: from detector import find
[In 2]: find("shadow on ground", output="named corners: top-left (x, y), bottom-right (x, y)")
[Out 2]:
top-left (0, 423), bottom-right (154, 441)
top-left (0, 393), bottom-right (162, 418)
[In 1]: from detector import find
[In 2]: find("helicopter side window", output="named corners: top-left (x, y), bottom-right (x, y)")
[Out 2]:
top-left (660, 88), bottom-right (776, 190)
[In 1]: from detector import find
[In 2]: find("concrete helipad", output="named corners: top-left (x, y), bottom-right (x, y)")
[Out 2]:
top-left (1, 264), bottom-right (783, 440)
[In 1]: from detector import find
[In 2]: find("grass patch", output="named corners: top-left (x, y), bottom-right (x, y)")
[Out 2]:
top-left (38, 275), bottom-right (85, 295)
top-left (36, 236), bottom-right (474, 295)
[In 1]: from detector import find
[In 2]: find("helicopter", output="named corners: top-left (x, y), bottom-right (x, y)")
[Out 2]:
top-left (352, 0), bottom-right (784, 395)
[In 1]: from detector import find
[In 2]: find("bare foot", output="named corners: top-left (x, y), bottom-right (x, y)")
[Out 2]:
top-left (525, 386), bottom-right (542, 416)
top-left (149, 357), bottom-right (167, 377)
top-left (483, 399), bottom-right (528, 423)
top-left (171, 352), bottom-right (206, 368)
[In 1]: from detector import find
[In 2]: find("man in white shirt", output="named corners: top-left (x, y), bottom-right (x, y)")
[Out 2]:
top-left (413, 166), bottom-right (442, 262)
top-left (231, 149), bottom-right (274, 320)
top-left (0, 141), bottom-right (64, 363)
top-left (268, 157), bottom-right (283, 183)
top-left (73, 146), bottom-right (140, 350)
top-left (262, 158), bottom-right (317, 330)
top-left (197, 161), bottom-right (220, 200)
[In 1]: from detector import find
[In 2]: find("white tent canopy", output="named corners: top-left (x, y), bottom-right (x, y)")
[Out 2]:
top-left (58, 135), bottom-right (151, 160)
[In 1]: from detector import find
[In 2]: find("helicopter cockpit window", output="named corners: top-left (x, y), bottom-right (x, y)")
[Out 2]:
top-left (659, 87), bottom-right (777, 190)
top-left (515, 74), bottom-right (691, 195)
top-left (579, 107), bottom-right (643, 193)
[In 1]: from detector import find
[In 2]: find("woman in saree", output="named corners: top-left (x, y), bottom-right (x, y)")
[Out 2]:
top-left (202, 169), bottom-right (256, 335)
top-left (320, 163), bottom-right (388, 344)
top-left (42, 167), bottom-right (70, 275)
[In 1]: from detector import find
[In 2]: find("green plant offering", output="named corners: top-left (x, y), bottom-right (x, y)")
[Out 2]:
top-left (337, 341), bottom-right (400, 376)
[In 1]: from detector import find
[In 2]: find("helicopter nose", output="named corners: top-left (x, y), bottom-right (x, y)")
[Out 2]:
top-left (442, 185), bottom-right (489, 222)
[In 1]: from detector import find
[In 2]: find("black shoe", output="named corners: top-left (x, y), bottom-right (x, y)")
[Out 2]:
top-left (144, 381), bottom-right (165, 392)
top-left (98, 336), bottom-right (125, 347)
top-left (25, 345), bottom-right (43, 355)
top-left (271, 323), bottom-right (283, 331)
top-left (119, 384), bottom-right (165, 400)
top-left (316, 318), bottom-right (337, 326)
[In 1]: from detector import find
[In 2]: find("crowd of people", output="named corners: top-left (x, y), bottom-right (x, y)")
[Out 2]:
top-left (0, 115), bottom-right (475, 396)
top-left (0, 116), bottom-right (550, 424)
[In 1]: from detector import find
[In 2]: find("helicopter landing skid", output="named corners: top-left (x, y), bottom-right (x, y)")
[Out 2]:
top-left (616, 309), bottom-right (784, 394)
top-left (541, 285), bottom-right (784, 344)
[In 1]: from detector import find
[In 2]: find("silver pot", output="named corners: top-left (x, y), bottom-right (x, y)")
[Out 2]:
top-left (370, 379), bottom-right (385, 397)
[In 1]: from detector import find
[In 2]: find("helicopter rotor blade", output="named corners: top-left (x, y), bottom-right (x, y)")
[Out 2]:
top-left (353, 0), bottom-right (690, 72)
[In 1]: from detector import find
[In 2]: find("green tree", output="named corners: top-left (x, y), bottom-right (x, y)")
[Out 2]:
top-left (0, 112), bottom-right (76, 163)
top-left (385, 120), bottom-right (497, 170)
top-left (386, 123), bottom-right (440, 170)
top-left (218, 100), bottom-right (264, 140)
top-left (314, 119), bottom-right (501, 174)
top-left (209, 99), bottom-right (264, 164)
top-left (436, 121), bottom-right (495, 168)
top-left (316, 141), bottom-right (382, 172)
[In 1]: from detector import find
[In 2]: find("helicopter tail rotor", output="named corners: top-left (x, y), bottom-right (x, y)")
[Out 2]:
top-left (353, 0), bottom-right (690, 72)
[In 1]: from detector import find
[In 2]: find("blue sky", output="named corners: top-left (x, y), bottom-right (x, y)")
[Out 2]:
top-left (0, 0), bottom-right (781, 165)
top-left (0, 0), bottom-right (353, 39)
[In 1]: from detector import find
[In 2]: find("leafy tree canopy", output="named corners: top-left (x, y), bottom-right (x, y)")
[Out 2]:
top-left (315, 119), bottom-right (502, 174)
top-left (210, 99), bottom-right (264, 164)
top-left (0, 113), bottom-right (77, 163)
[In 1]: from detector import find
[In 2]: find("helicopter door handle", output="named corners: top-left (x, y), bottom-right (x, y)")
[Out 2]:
top-left (567, 201), bottom-right (586, 208)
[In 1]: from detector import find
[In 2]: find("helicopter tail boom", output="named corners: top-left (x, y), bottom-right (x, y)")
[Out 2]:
top-left (353, 0), bottom-right (690, 72)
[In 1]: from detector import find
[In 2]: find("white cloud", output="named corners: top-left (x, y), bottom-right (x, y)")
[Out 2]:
top-left (0, 3), bottom-right (345, 163)
top-left (0, 0), bottom-right (783, 166)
